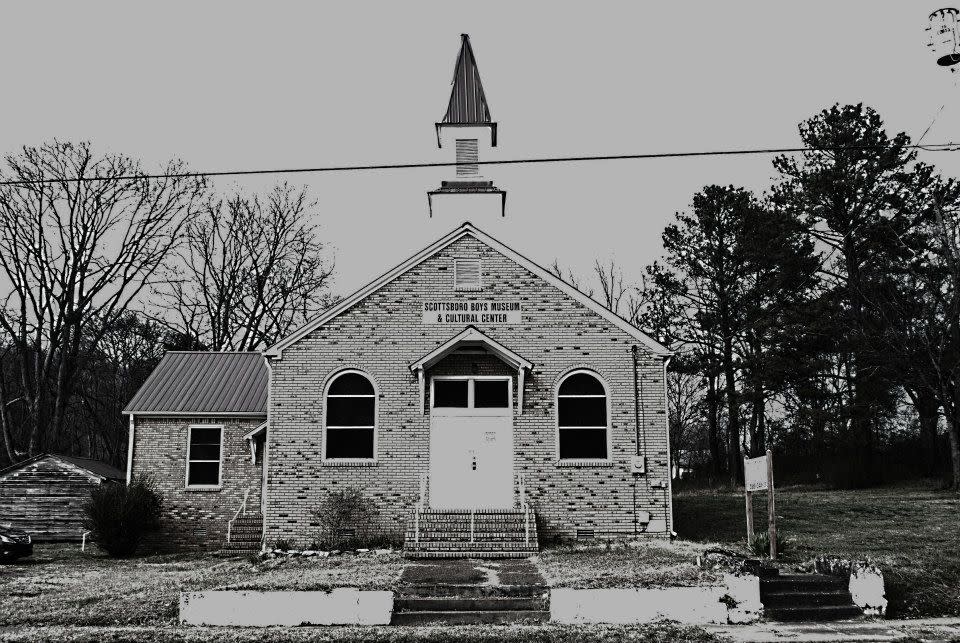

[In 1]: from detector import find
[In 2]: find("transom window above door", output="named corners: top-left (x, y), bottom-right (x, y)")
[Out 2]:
top-left (431, 376), bottom-right (511, 412)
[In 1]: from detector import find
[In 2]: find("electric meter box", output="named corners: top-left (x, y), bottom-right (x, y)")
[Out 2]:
top-left (630, 455), bottom-right (646, 475)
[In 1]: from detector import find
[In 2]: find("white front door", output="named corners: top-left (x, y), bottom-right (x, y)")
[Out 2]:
top-left (429, 376), bottom-right (514, 509)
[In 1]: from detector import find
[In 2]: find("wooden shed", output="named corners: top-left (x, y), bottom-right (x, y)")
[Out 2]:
top-left (0, 453), bottom-right (125, 541)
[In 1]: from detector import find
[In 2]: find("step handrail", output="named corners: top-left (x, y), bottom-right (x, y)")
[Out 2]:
top-left (226, 487), bottom-right (251, 544)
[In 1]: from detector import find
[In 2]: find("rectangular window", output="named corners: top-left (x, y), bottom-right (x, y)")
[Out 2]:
top-left (326, 428), bottom-right (375, 459)
top-left (187, 426), bottom-right (222, 487)
top-left (454, 259), bottom-right (481, 290)
top-left (558, 428), bottom-right (608, 460)
top-left (433, 379), bottom-right (469, 407)
top-left (474, 379), bottom-right (510, 408)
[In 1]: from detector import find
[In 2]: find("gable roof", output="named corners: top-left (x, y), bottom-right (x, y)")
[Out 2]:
top-left (0, 453), bottom-right (124, 482)
top-left (265, 222), bottom-right (670, 359)
top-left (124, 351), bottom-right (268, 415)
top-left (410, 326), bottom-right (533, 373)
top-left (441, 34), bottom-right (493, 126)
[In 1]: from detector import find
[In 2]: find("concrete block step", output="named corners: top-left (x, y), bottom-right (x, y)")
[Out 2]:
top-left (394, 597), bottom-right (548, 612)
top-left (404, 534), bottom-right (533, 542)
top-left (398, 584), bottom-right (548, 598)
top-left (762, 590), bottom-right (855, 608)
top-left (390, 610), bottom-right (549, 625)
top-left (761, 574), bottom-right (846, 594)
top-left (765, 605), bottom-right (863, 622)
top-left (405, 550), bottom-right (536, 559)
top-left (404, 542), bottom-right (537, 551)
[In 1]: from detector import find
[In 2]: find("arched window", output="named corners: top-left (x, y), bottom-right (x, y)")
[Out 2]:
top-left (557, 370), bottom-right (609, 460)
top-left (324, 371), bottom-right (376, 460)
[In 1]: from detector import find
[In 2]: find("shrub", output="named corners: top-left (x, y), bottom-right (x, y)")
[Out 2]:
top-left (750, 530), bottom-right (791, 558)
top-left (83, 475), bottom-right (162, 558)
top-left (312, 487), bottom-right (379, 549)
top-left (273, 538), bottom-right (294, 551)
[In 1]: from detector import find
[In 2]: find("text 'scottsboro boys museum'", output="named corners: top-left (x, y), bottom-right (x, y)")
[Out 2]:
top-left (124, 35), bottom-right (675, 556)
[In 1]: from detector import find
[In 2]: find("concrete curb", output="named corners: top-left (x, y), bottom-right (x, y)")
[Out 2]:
top-left (549, 574), bottom-right (762, 624)
top-left (179, 589), bottom-right (393, 626)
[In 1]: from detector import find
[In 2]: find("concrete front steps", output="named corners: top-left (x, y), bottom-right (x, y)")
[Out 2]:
top-left (392, 583), bottom-right (549, 625)
top-left (404, 509), bottom-right (538, 559)
top-left (223, 513), bottom-right (263, 553)
top-left (761, 573), bottom-right (863, 621)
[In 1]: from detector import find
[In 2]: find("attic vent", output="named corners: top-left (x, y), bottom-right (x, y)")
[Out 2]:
top-left (576, 528), bottom-right (595, 541)
top-left (454, 259), bottom-right (482, 290)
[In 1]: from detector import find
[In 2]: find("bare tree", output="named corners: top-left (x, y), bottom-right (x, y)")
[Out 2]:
top-left (0, 141), bottom-right (206, 457)
top-left (161, 183), bottom-right (335, 351)
top-left (549, 260), bottom-right (594, 299)
top-left (666, 358), bottom-right (704, 479)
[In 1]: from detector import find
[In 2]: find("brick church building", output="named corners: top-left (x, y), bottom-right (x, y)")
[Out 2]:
top-left (124, 35), bottom-right (674, 556)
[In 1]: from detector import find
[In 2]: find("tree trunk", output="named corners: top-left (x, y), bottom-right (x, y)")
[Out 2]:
top-left (724, 336), bottom-right (741, 486)
top-left (910, 389), bottom-right (941, 478)
top-left (945, 410), bottom-right (960, 492)
top-left (707, 374), bottom-right (722, 479)
top-left (752, 393), bottom-right (766, 458)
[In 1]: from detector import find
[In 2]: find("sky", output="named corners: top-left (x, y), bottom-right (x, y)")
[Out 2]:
top-left (2, 1), bottom-right (960, 296)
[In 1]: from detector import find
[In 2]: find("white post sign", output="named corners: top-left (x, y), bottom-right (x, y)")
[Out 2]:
top-left (743, 451), bottom-right (776, 560)
top-left (744, 455), bottom-right (768, 492)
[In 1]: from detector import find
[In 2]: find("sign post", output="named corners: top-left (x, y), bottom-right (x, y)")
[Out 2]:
top-left (743, 457), bottom-right (754, 543)
top-left (767, 449), bottom-right (776, 560)
top-left (744, 451), bottom-right (777, 560)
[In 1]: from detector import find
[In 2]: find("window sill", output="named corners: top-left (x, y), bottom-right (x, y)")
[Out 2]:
top-left (184, 486), bottom-right (222, 492)
top-left (321, 460), bottom-right (378, 467)
top-left (556, 460), bottom-right (614, 468)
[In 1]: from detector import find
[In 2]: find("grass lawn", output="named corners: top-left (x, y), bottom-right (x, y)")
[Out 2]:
top-left (537, 540), bottom-right (725, 589)
top-left (0, 622), bottom-right (721, 643)
top-left (0, 545), bottom-right (404, 627)
top-left (674, 481), bottom-right (960, 618)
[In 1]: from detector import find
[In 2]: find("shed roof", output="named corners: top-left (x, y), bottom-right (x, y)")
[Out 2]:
top-left (0, 453), bottom-right (125, 481)
top-left (124, 351), bottom-right (268, 415)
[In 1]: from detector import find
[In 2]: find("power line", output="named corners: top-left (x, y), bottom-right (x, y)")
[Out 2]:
top-left (1, 143), bottom-right (958, 187)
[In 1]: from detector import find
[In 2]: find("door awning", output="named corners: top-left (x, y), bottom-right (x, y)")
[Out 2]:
top-left (409, 326), bottom-right (533, 414)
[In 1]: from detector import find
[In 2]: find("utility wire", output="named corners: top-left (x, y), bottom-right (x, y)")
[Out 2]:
top-left (0, 143), bottom-right (958, 187)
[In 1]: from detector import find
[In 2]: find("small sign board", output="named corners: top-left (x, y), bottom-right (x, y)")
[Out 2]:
top-left (422, 300), bottom-right (522, 325)
top-left (744, 455), bottom-right (769, 492)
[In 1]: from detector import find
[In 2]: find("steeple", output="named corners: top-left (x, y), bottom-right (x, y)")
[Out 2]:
top-left (437, 34), bottom-right (497, 147)
top-left (428, 34), bottom-right (506, 218)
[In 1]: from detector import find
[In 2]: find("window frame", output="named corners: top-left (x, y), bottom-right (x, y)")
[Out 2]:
top-left (185, 424), bottom-right (224, 490)
top-left (322, 369), bottom-right (378, 463)
top-left (453, 257), bottom-right (482, 291)
top-left (430, 375), bottom-right (513, 417)
top-left (555, 369), bottom-right (613, 464)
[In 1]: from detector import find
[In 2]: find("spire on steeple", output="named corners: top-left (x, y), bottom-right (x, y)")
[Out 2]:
top-left (436, 34), bottom-right (497, 147)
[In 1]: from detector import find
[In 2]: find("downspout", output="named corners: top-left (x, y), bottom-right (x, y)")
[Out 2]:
top-left (261, 355), bottom-right (273, 552)
top-left (662, 355), bottom-right (675, 535)
top-left (632, 346), bottom-right (647, 535)
top-left (126, 414), bottom-right (135, 485)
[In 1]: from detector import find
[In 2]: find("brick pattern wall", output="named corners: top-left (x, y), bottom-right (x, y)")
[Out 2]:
top-left (266, 235), bottom-right (672, 546)
top-left (131, 416), bottom-right (265, 551)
